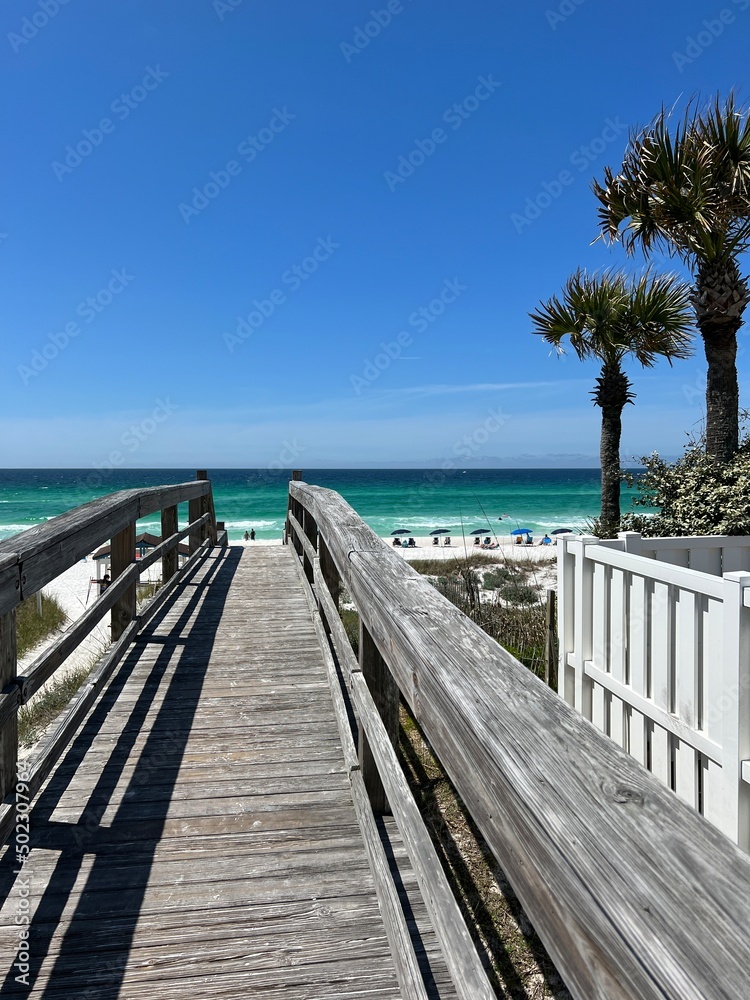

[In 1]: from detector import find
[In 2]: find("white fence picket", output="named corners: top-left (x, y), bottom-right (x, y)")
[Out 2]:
top-left (673, 589), bottom-right (698, 808)
top-left (650, 580), bottom-right (672, 787)
top-left (556, 531), bottom-right (750, 850)
top-left (627, 573), bottom-right (648, 765)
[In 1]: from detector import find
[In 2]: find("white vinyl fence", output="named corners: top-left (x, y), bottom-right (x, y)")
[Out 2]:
top-left (557, 532), bottom-right (750, 851)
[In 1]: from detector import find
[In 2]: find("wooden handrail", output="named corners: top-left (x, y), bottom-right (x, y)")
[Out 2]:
top-left (0, 479), bottom-right (212, 615)
top-left (288, 479), bottom-right (750, 1000)
top-left (0, 475), bottom-right (220, 841)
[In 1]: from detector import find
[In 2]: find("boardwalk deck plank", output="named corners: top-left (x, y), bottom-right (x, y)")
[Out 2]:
top-left (0, 546), bottom-right (456, 999)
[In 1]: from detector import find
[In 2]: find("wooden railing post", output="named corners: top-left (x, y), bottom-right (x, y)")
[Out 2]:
top-left (286, 471), bottom-right (303, 546)
top-left (545, 588), bottom-right (557, 689)
top-left (0, 610), bottom-right (17, 808)
top-left (111, 522), bottom-right (136, 641)
top-left (195, 470), bottom-right (217, 546)
top-left (358, 623), bottom-right (399, 815)
top-left (161, 504), bottom-right (178, 582)
top-left (188, 472), bottom-right (204, 554)
top-left (302, 508), bottom-right (317, 585)
top-left (319, 538), bottom-right (341, 624)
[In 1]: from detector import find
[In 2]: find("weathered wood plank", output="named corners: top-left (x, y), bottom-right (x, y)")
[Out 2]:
top-left (0, 546), bottom-right (403, 1000)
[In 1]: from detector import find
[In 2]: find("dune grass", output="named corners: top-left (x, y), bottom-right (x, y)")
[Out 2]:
top-left (17, 593), bottom-right (67, 659)
top-left (406, 553), bottom-right (504, 576)
top-left (18, 662), bottom-right (96, 749)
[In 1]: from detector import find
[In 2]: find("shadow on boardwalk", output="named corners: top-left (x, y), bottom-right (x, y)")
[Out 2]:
top-left (0, 547), bottom-right (240, 999)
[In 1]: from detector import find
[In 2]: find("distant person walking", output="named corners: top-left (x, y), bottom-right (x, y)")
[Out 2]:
top-left (250, 528), bottom-right (256, 541)
top-left (243, 531), bottom-right (250, 541)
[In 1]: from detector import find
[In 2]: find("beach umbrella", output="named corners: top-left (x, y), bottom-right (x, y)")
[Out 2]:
top-left (390, 529), bottom-right (410, 535)
top-left (550, 528), bottom-right (575, 535)
top-left (510, 528), bottom-right (532, 535)
top-left (429, 529), bottom-right (450, 535)
top-left (470, 529), bottom-right (488, 535)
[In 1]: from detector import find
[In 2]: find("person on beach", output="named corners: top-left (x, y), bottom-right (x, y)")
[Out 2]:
top-left (540, 534), bottom-right (551, 545)
top-left (243, 531), bottom-right (250, 541)
top-left (99, 575), bottom-right (110, 596)
top-left (250, 529), bottom-right (256, 541)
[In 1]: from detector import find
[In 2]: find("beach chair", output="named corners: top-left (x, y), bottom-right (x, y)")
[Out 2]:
top-left (444, 536), bottom-right (451, 546)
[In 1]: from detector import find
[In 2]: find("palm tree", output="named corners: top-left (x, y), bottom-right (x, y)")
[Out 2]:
top-left (530, 269), bottom-right (693, 535)
top-left (593, 94), bottom-right (750, 462)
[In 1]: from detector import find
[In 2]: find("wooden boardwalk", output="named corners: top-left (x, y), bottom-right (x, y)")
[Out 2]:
top-left (0, 546), bottom-right (452, 999)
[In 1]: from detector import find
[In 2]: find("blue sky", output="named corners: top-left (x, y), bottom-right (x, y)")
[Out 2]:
top-left (2, 0), bottom-right (749, 468)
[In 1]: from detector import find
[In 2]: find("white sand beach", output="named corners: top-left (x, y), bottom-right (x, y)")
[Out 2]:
top-left (234, 532), bottom-right (558, 564)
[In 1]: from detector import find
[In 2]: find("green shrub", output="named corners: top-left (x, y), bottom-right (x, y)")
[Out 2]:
top-left (497, 581), bottom-right (538, 606)
top-left (481, 567), bottom-right (519, 589)
top-left (622, 431), bottom-right (750, 536)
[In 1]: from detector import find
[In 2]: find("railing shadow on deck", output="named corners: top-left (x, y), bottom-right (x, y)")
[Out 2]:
top-left (0, 546), bottom-right (241, 999)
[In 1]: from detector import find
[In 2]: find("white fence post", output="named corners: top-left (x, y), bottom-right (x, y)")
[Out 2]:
top-left (720, 572), bottom-right (750, 851)
top-left (618, 531), bottom-right (642, 555)
top-left (556, 536), bottom-right (576, 704)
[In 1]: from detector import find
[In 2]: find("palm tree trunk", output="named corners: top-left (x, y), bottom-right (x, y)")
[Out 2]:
top-left (599, 405), bottom-right (622, 536)
top-left (693, 260), bottom-right (749, 462)
top-left (593, 360), bottom-right (631, 537)
top-left (702, 330), bottom-right (739, 462)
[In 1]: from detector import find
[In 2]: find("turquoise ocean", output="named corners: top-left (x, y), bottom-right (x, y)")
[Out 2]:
top-left (0, 469), bottom-right (639, 545)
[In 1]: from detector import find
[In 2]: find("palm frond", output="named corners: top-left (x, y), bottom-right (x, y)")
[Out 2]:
top-left (594, 93), bottom-right (750, 268)
top-left (530, 268), bottom-right (694, 371)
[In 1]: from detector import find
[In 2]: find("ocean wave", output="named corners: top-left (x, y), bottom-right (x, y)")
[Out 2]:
top-left (227, 519), bottom-right (281, 530)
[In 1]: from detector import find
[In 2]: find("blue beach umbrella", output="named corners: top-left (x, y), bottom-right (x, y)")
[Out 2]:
top-left (429, 529), bottom-right (450, 535)
top-left (391, 529), bottom-right (410, 535)
top-left (510, 528), bottom-right (533, 535)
